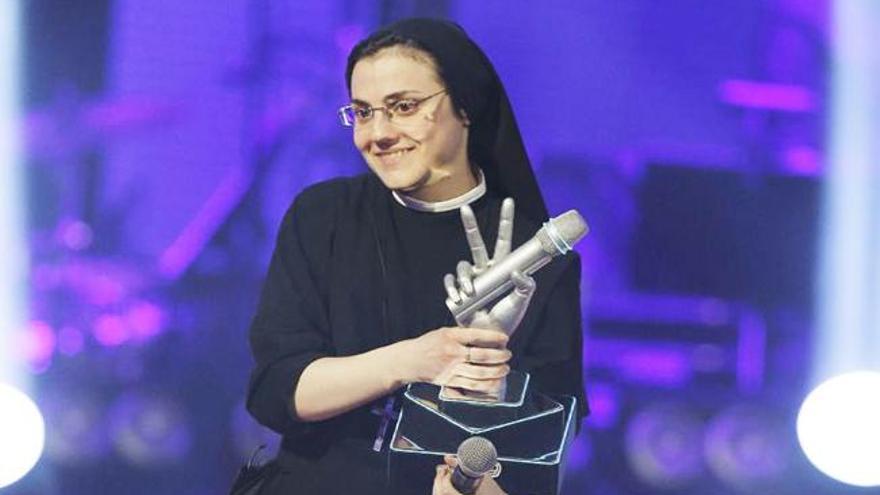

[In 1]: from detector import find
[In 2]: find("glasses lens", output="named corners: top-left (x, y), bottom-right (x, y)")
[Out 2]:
top-left (338, 106), bottom-right (355, 127)
top-left (390, 99), bottom-right (420, 117)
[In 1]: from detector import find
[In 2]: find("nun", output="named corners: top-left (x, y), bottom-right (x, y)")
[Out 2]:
top-left (244, 17), bottom-right (586, 494)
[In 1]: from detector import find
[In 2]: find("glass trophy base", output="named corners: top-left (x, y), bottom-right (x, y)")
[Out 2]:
top-left (391, 370), bottom-right (570, 459)
top-left (389, 394), bottom-right (578, 495)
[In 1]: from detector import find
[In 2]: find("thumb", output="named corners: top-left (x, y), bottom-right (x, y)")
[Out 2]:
top-left (510, 271), bottom-right (536, 295)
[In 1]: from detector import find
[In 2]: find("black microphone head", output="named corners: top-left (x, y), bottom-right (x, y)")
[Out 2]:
top-left (456, 436), bottom-right (498, 478)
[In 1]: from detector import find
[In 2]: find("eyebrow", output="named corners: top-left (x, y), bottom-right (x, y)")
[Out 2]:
top-left (350, 90), bottom-right (423, 106)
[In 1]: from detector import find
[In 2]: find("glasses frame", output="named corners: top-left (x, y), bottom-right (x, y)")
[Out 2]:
top-left (337, 89), bottom-right (447, 128)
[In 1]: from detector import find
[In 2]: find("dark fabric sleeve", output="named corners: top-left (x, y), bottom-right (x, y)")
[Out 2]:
top-left (245, 191), bottom-right (335, 435)
top-left (517, 254), bottom-right (588, 426)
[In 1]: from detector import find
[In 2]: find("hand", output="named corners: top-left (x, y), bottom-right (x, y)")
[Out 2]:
top-left (396, 327), bottom-right (511, 395)
top-left (432, 455), bottom-right (507, 495)
top-left (444, 198), bottom-right (536, 335)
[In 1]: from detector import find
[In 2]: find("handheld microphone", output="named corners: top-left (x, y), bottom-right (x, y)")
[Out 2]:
top-left (446, 209), bottom-right (588, 325)
top-left (451, 436), bottom-right (499, 495)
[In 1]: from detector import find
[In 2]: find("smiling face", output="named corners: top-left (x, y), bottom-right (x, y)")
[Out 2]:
top-left (349, 47), bottom-right (475, 201)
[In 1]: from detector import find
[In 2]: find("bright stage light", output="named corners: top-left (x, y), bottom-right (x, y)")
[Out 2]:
top-left (0, 384), bottom-right (45, 488)
top-left (1, 3), bottom-right (40, 488)
top-left (0, 0), bottom-right (26, 383)
top-left (797, 371), bottom-right (880, 487)
top-left (806, 0), bottom-right (880, 486)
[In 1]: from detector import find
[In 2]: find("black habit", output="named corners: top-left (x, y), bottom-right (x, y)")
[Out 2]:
top-left (246, 173), bottom-right (586, 494)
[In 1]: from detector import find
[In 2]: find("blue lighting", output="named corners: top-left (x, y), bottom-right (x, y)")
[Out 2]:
top-left (799, 0), bottom-right (880, 488)
top-left (0, 0), bottom-right (26, 385)
top-left (814, 0), bottom-right (880, 384)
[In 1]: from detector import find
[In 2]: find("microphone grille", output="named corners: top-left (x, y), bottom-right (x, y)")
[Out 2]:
top-left (537, 209), bottom-right (589, 254)
top-left (456, 436), bottom-right (498, 477)
top-left (552, 210), bottom-right (589, 244)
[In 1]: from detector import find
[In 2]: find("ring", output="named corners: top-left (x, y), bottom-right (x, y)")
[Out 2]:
top-left (466, 346), bottom-right (472, 364)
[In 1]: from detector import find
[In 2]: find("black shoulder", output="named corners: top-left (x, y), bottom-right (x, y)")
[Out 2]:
top-left (283, 174), bottom-right (375, 224)
top-left (292, 174), bottom-right (371, 211)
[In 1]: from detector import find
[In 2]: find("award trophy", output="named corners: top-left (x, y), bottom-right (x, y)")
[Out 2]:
top-left (390, 201), bottom-right (588, 494)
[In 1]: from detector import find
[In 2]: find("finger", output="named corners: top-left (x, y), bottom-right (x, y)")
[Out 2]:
top-left (461, 205), bottom-right (490, 270)
top-left (444, 273), bottom-right (461, 304)
top-left (449, 327), bottom-right (509, 347)
top-left (494, 198), bottom-right (515, 260)
top-left (444, 454), bottom-right (458, 468)
top-left (487, 282), bottom-right (535, 336)
top-left (510, 270), bottom-right (536, 295)
top-left (445, 376), bottom-right (505, 395)
top-left (465, 346), bottom-right (513, 365)
top-left (440, 464), bottom-right (457, 495)
top-left (432, 464), bottom-right (448, 495)
top-left (454, 363), bottom-right (511, 380)
top-left (457, 261), bottom-right (475, 296)
top-left (469, 310), bottom-right (502, 331)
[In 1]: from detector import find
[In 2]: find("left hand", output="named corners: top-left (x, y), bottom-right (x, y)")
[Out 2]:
top-left (432, 455), bottom-right (507, 495)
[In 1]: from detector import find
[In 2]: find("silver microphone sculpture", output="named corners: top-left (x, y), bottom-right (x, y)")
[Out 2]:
top-left (444, 200), bottom-right (589, 335)
top-left (390, 198), bottom-right (590, 494)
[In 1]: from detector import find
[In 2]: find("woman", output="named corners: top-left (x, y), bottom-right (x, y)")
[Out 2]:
top-left (245, 17), bottom-right (586, 494)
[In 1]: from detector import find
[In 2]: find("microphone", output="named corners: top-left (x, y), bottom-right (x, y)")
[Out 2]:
top-left (446, 210), bottom-right (589, 324)
top-left (451, 436), bottom-right (499, 495)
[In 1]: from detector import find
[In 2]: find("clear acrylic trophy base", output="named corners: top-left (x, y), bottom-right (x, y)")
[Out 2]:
top-left (389, 370), bottom-right (578, 495)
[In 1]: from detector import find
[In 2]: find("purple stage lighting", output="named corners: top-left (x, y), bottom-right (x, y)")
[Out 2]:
top-left (18, 320), bottom-right (56, 371)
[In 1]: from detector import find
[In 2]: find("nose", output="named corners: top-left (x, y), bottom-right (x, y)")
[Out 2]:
top-left (368, 111), bottom-right (399, 149)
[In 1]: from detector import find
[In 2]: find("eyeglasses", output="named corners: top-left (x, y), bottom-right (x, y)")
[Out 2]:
top-left (337, 89), bottom-right (447, 128)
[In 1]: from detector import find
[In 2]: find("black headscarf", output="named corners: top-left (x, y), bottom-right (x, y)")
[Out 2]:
top-left (345, 18), bottom-right (549, 223)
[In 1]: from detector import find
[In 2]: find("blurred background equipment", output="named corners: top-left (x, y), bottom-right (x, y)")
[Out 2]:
top-left (623, 402), bottom-right (705, 490)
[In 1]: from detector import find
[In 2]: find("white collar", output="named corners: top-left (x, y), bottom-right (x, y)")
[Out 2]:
top-left (391, 170), bottom-right (486, 213)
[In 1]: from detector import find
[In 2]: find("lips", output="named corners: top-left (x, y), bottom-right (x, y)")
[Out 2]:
top-left (374, 147), bottom-right (415, 167)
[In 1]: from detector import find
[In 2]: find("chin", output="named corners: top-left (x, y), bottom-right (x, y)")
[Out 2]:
top-left (374, 166), bottom-right (430, 192)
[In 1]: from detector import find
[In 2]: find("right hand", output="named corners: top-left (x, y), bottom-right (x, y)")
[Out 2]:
top-left (396, 326), bottom-right (512, 395)
top-left (433, 455), bottom-right (507, 495)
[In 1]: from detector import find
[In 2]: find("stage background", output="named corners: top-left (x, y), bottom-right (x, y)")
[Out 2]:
top-left (8, 1), bottom-right (865, 494)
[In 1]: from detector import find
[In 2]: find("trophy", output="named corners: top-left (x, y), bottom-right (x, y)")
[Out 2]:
top-left (390, 199), bottom-right (588, 494)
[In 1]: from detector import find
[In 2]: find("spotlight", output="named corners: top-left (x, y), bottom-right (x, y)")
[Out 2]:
top-left (0, 384), bottom-right (45, 488)
top-left (797, 371), bottom-right (880, 487)
top-left (624, 402), bottom-right (704, 489)
top-left (108, 391), bottom-right (192, 467)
